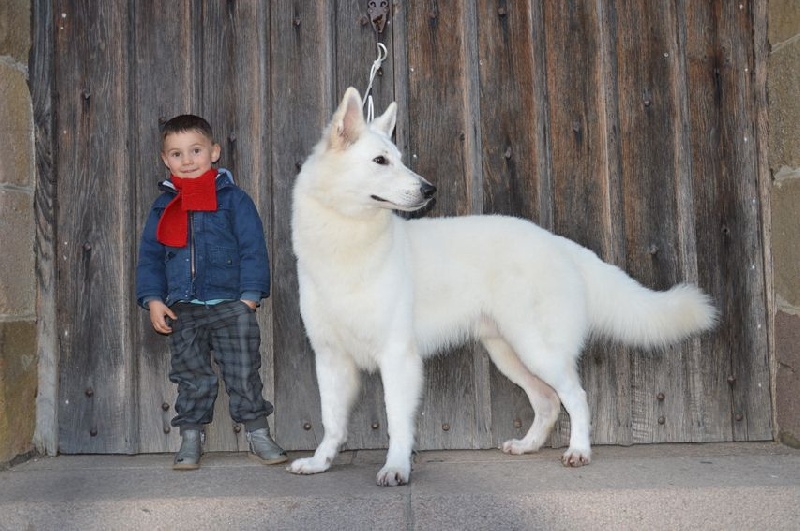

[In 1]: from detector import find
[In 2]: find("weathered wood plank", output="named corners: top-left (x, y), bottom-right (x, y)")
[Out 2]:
top-left (330, 1), bottom-right (395, 451)
top-left (199, 0), bottom-right (273, 452)
top-left (405, 0), bottom-right (487, 450)
top-left (684, 0), bottom-right (771, 442)
top-left (31, 0), bottom-right (59, 456)
top-left (543, 0), bottom-right (634, 447)
top-left (270, 0), bottom-right (335, 451)
top-left (474, 0), bottom-right (547, 449)
top-left (55, 0), bottom-right (135, 453)
top-left (130, 0), bottom-right (200, 454)
top-left (612, 0), bottom-right (691, 444)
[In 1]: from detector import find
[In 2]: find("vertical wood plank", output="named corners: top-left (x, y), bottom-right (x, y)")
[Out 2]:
top-left (405, 0), bottom-right (487, 450)
top-left (271, 0), bottom-right (335, 451)
top-left (199, 0), bottom-right (273, 452)
top-left (55, 0), bottom-right (135, 453)
top-left (31, 0), bottom-right (59, 455)
top-left (130, 0), bottom-right (200, 454)
top-left (684, 0), bottom-right (771, 441)
top-left (330, 0), bottom-right (396, 451)
top-left (474, 0), bottom-right (548, 449)
top-left (542, 0), bottom-right (634, 447)
top-left (612, 0), bottom-right (691, 444)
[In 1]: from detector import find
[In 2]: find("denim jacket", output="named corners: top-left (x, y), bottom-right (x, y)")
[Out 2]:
top-left (135, 168), bottom-right (270, 308)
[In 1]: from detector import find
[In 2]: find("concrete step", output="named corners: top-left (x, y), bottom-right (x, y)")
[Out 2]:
top-left (2, 442), bottom-right (799, 530)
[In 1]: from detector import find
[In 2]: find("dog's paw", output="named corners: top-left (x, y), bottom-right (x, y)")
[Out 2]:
top-left (286, 456), bottom-right (331, 475)
top-left (561, 447), bottom-right (591, 467)
top-left (500, 438), bottom-right (539, 455)
top-left (376, 464), bottom-right (410, 487)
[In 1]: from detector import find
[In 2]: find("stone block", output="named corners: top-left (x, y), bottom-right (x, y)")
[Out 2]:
top-left (0, 65), bottom-right (34, 189)
top-left (769, 0), bottom-right (800, 46)
top-left (771, 177), bottom-right (800, 308)
top-left (0, 319), bottom-right (37, 464)
top-left (0, 0), bottom-right (30, 64)
top-left (0, 189), bottom-right (35, 316)
top-left (768, 39), bottom-right (800, 169)
top-left (775, 311), bottom-right (800, 448)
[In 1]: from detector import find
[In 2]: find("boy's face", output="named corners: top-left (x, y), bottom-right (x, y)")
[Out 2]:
top-left (161, 130), bottom-right (221, 178)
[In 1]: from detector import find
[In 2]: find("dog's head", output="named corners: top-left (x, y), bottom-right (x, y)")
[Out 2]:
top-left (300, 87), bottom-right (436, 214)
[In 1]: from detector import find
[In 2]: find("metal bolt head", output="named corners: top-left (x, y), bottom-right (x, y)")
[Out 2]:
top-left (442, 423), bottom-right (450, 431)
top-left (371, 422), bottom-right (380, 430)
top-left (656, 392), bottom-right (665, 401)
top-left (657, 416), bottom-right (666, 425)
top-left (303, 422), bottom-right (312, 431)
top-left (161, 402), bottom-right (170, 411)
top-left (233, 424), bottom-right (241, 433)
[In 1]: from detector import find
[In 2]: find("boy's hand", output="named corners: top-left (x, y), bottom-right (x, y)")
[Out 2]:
top-left (241, 299), bottom-right (257, 311)
top-left (149, 300), bottom-right (177, 334)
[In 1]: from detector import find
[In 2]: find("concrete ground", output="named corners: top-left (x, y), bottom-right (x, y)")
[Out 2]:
top-left (1, 442), bottom-right (799, 530)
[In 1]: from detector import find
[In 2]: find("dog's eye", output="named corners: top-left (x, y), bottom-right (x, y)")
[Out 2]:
top-left (373, 156), bottom-right (388, 165)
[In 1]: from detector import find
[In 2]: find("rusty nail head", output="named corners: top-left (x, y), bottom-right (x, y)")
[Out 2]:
top-left (83, 242), bottom-right (92, 251)
top-left (303, 422), bottom-right (312, 431)
top-left (727, 375), bottom-right (736, 385)
top-left (161, 402), bottom-right (170, 411)
top-left (442, 423), bottom-right (450, 431)
top-left (233, 424), bottom-right (241, 433)
top-left (656, 392), bottom-right (665, 401)
top-left (85, 387), bottom-right (94, 397)
top-left (657, 416), bottom-right (665, 425)
top-left (163, 426), bottom-right (171, 434)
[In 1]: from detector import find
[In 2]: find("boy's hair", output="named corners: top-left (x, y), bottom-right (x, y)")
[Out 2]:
top-left (160, 115), bottom-right (214, 146)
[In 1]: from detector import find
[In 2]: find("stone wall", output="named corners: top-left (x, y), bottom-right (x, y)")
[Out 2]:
top-left (0, 0), bottom-right (36, 465)
top-left (769, 0), bottom-right (800, 448)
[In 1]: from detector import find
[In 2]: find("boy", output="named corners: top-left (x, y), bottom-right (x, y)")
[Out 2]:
top-left (136, 114), bottom-right (286, 470)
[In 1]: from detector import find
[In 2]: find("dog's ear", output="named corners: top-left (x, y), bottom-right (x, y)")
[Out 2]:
top-left (330, 87), bottom-right (365, 149)
top-left (372, 102), bottom-right (397, 136)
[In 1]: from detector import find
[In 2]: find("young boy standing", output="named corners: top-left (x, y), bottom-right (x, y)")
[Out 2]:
top-left (136, 115), bottom-right (286, 470)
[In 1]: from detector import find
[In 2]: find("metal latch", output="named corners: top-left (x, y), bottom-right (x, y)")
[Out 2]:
top-left (367, 0), bottom-right (389, 33)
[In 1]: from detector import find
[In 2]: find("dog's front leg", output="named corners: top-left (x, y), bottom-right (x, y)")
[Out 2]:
top-left (287, 350), bottom-right (360, 475)
top-left (377, 348), bottom-right (423, 486)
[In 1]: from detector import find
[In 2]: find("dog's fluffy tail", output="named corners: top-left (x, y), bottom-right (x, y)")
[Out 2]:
top-left (576, 248), bottom-right (718, 348)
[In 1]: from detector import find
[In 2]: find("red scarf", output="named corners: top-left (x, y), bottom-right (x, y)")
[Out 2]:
top-left (156, 168), bottom-right (219, 247)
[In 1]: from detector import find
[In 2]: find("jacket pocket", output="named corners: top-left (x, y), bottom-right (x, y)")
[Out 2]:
top-left (208, 247), bottom-right (240, 289)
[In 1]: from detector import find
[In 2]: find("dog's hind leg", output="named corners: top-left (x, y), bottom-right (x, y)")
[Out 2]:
top-left (481, 336), bottom-right (561, 455)
top-left (287, 349), bottom-right (360, 475)
top-left (376, 347), bottom-right (423, 486)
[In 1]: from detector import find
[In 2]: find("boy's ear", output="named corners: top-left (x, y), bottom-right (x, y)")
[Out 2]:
top-left (211, 143), bottom-right (221, 163)
top-left (329, 87), bottom-right (365, 150)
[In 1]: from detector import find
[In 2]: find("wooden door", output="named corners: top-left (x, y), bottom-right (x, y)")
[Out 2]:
top-left (33, 0), bottom-right (771, 455)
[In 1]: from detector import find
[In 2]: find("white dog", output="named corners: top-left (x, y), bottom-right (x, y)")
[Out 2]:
top-left (287, 88), bottom-right (717, 486)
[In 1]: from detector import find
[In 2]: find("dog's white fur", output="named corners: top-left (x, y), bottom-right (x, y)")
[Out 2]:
top-left (287, 88), bottom-right (717, 486)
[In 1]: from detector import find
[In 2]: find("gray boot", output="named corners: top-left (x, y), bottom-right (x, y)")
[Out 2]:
top-left (173, 429), bottom-right (204, 470)
top-left (247, 425), bottom-right (287, 465)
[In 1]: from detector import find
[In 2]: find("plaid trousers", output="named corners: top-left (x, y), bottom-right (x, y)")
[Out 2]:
top-left (167, 301), bottom-right (273, 430)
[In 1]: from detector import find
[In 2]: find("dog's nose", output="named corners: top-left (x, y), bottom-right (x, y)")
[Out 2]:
top-left (421, 182), bottom-right (437, 199)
